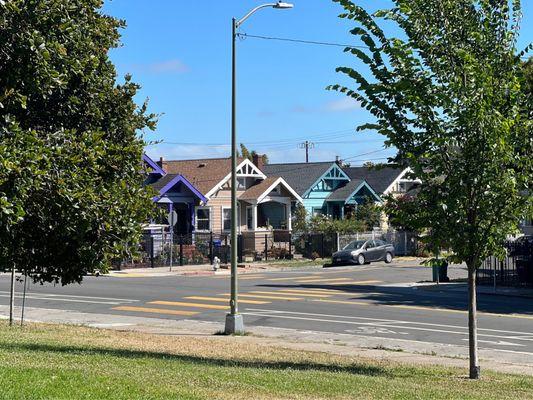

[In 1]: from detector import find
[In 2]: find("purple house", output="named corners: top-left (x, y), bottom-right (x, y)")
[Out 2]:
top-left (143, 154), bottom-right (207, 235)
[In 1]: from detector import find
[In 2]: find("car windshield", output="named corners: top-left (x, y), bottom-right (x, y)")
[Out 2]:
top-left (343, 240), bottom-right (366, 250)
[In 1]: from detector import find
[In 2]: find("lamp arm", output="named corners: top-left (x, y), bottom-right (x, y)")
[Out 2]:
top-left (236, 3), bottom-right (278, 28)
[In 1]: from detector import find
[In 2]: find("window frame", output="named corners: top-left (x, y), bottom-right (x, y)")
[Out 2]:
top-left (195, 206), bottom-right (211, 232)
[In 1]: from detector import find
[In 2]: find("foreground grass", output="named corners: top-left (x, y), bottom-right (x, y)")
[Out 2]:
top-left (0, 322), bottom-right (531, 399)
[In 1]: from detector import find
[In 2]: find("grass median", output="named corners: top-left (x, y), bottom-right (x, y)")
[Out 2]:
top-left (0, 321), bottom-right (531, 399)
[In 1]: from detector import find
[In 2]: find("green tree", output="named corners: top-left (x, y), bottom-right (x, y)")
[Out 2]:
top-left (292, 203), bottom-right (308, 233)
top-left (239, 143), bottom-right (269, 165)
top-left (0, 0), bottom-right (156, 285)
top-left (330, 0), bottom-right (532, 379)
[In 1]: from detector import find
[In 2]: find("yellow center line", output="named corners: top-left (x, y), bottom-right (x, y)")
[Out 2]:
top-left (271, 290), bottom-right (332, 298)
top-left (184, 296), bottom-right (270, 305)
top-left (267, 276), bottom-right (316, 281)
top-left (239, 276), bottom-right (266, 280)
top-left (225, 293), bottom-right (303, 301)
top-left (295, 278), bottom-right (353, 283)
top-left (112, 306), bottom-right (198, 316)
top-left (148, 301), bottom-right (227, 310)
top-left (314, 280), bottom-right (382, 286)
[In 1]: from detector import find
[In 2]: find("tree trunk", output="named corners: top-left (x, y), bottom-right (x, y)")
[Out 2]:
top-left (467, 264), bottom-right (480, 379)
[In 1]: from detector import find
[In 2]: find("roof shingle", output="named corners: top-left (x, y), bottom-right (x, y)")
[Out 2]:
top-left (342, 165), bottom-right (405, 194)
top-left (261, 162), bottom-right (334, 196)
top-left (160, 157), bottom-right (244, 195)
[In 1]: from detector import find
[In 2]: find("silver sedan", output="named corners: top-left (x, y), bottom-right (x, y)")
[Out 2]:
top-left (332, 239), bottom-right (395, 265)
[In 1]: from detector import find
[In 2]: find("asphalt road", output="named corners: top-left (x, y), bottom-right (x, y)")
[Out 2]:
top-left (1, 261), bottom-right (533, 357)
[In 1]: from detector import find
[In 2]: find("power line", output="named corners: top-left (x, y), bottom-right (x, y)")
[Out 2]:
top-left (237, 32), bottom-right (368, 50)
top-left (238, 32), bottom-right (531, 60)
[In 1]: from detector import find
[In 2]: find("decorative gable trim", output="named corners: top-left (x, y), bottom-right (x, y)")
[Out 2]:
top-left (205, 159), bottom-right (266, 199)
top-left (143, 153), bottom-right (166, 176)
top-left (302, 162), bottom-right (350, 198)
top-left (345, 181), bottom-right (382, 204)
top-left (383, 167), bottom-right (417, 195)
top-left (257, 177), bottom-right (303, 204)
top-left (154, 174), bottom-right (207, 203)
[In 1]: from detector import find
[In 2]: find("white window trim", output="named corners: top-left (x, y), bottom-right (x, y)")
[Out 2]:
top-left (195, 206), bottom-right (212, 232)
top-left (222, 206), bottom-right (232, 232)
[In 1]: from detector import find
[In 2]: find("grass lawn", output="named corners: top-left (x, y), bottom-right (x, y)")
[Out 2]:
top-left (0, 321), bottom-right (531, 399)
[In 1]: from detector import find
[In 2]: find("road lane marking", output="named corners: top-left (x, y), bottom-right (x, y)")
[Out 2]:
top-left (0, 291), bottom-right (137, 302)
top-left (243, 311), bottom-right (532, 343)
top-left (295, 278), bottom-right (353, 283)
top-left (148, 301), bottom-right (227, 310)
top-left (112, 306), bottom-right (198, 316)
top-left (245, 308), bottom-right (533, 339)
top-left (235, 293), bottom-right (303, 301)
top-left (258, 290), bottom-right (331, 298)
top-left (0, 294), bottom-right (125, 305)
top-left (239, 276), bottom-right (266, 280)
top-left (183, 296), bottom-right (269, 305)
top-left (311, 299), bottom-right (533, 320)
top-left (273, 288), bottom-right (398, 297)
top-left (461, 339), bottom-right (525, 347)
top-left (267, 276), bottom-right (316, 281)
top-left (313, 280), bottom-right (382, 286)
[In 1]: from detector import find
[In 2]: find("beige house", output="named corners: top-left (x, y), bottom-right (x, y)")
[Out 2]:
top-left (157, 156), bottom-right (302, 250)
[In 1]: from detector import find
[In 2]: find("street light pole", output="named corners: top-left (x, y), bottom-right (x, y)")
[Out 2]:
top-left (225, 2), bottom-right (294, 335)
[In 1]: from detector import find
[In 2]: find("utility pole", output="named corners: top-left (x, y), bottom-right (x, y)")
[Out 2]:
top-left (298, 140), bottom-right (314, 163)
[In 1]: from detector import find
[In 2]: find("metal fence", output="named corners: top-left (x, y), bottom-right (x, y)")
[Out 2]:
top-left (120, 228), bottom-right (419, 269)
top-left (477, 240), bottom-right (533, 288)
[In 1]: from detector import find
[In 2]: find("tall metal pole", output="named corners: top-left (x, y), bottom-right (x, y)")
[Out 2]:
top-left (225, 17), bottom-right (244, 334)
top-left (9, 263), bottom-right (15, 326)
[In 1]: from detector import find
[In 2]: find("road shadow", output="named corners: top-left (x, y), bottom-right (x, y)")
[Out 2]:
top-left (256, 283), bottom-right (533, 316)
top-left (2, 342), bottom-right (390, 377)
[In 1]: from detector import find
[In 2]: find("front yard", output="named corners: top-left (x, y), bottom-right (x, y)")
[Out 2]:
top-left (0, 322), bottom-right (531, 399)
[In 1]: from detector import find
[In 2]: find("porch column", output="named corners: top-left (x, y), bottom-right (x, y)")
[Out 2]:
top-left (189, 203), bottom-right (195, 231)
top-left (286, 203), bottom-right (292, 231)
top-left (252, 203), bottom-right (258, 231)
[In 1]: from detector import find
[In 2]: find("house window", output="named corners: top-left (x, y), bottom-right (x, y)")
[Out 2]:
top-left (246, 206), bottom-right (253, 230)
top-left (195, 207), bottom-right (211, 231)
top-left (222, 207), bottom-right (231, 231)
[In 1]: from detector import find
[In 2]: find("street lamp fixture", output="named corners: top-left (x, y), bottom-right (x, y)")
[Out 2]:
top-left (225, 2), bottom-right (294, 335)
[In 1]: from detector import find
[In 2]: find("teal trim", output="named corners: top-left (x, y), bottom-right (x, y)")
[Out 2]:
top-left (344, 181), bottom-right (382, 205)
top-left (301, 163), bottom-right (350, 198)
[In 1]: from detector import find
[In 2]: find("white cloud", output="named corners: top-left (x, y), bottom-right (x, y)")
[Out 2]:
top-left (147, 144), bottom-right (230, 161)
top-left (324, 97), bottom-right (361, 112)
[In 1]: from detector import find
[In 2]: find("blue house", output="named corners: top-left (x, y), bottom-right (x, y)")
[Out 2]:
top-left (261, 161), bottom-right (381, 219)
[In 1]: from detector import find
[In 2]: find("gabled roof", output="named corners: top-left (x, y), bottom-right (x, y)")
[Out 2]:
top-left (161, 157), bottom-right (245, 196)
top-left (342, 165), bottom-right (407, 195)
top-left (326, 179), bottom-right (381, 203)
top-left (239, 177), bottom-right (303, 203)
top-left (261, 162), bottom-right (339, 196)
top-left (143, 153), bottom-right (166, 176)
top-left (148, 173), bottom-right (207, 203)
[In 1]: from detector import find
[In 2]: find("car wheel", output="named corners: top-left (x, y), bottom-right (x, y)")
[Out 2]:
top-left (357, 254), bottom-right (365, 265)
top-left (385, 252), bottom-right (393, 263)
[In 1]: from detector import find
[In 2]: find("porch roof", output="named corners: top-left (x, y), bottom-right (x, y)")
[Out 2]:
top-left (326, 179), bottom-right (381, 203)
top-left (239, 176), bottom-right (303, 203)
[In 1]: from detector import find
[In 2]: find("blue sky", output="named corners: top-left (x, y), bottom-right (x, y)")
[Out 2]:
top-left (103, 0), bottom-right (533, 165)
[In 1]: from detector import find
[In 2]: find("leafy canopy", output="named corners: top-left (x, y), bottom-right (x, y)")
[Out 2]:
top-left (330, 0), bottom-right (532, 267)
top-left (0, 0), bottom-right (157, 284)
